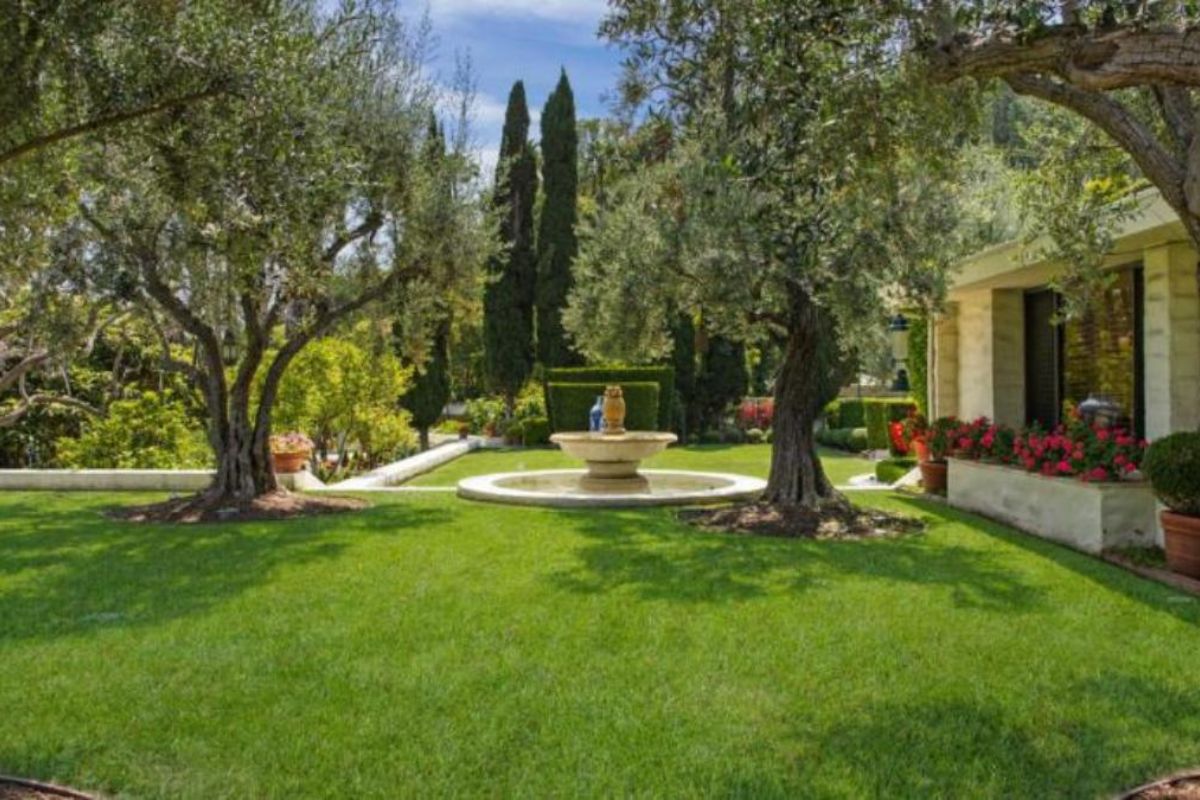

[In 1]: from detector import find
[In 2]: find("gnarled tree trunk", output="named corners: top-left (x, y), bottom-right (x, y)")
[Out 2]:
top-left (763, 290), bottom-right (852, 508)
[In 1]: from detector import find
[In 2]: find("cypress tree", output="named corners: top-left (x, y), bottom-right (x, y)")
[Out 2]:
top-left (484, 81), bottom-right (538, 408)
top-left (670, 311), bottom-right (698, 439)
top-left (535, 70), bottom-right (581, 367)
top-left (399, 114), bottom-right (452, 450)
top-left (697, 335), bottom-right (749, 432)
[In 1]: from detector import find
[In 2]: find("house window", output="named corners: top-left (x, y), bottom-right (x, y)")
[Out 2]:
top-left (1024, 267), bottom-right (1144, 435)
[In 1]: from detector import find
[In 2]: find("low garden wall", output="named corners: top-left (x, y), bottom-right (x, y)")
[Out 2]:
top-left (0, 469), bottom-right (322, 492)
top-left (947, 458), bottom-right (1160, 554)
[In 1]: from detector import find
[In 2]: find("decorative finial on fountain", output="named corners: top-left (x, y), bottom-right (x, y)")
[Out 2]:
top-left (601, 385), bottom-right (626, 435)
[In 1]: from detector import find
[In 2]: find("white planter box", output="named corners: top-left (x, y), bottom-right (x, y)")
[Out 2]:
top-left (0, 468), bottom-right (321, 492)
top-left (947, 458), bottom-right (1159, 554)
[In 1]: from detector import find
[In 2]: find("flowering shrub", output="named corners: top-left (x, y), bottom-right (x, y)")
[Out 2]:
top-left (270, 432), bottom-right (314, 455)
top-left (737, 397), bottom-right (774, 430)
top-left (902, 411), bottom-right (929, 443)
top-left (927, 416), bottom-right (961, 461)
top-left (912, 412), bottom-right (1146, 483)
top-left (1013, 417), bottom-right (1145, 482)
top-left (888, 421), bottom-right (909, 456)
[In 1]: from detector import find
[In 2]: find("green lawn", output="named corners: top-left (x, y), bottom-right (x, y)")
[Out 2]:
top-left (408, 443), bottom-right (871, 486)
top-left (3, 480), bottom-right (1200, 797)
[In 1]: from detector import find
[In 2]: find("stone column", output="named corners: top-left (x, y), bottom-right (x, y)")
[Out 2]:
top-left (1143, 242), bottom-right (1200, 439)
top-left (932, 303), bottom-right (959, 419)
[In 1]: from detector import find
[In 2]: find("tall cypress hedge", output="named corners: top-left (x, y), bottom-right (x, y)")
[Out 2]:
top-left (535, 70), bottom-right (581, 368)
top-left (483, 81), bottom-right (538, 406)
top-left (544, 366), bottom-right (675, 431)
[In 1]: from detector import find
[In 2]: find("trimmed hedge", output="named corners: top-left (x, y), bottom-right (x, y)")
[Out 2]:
top-left (875, 457), bottom-right (917, 485)
top-left (864, 398), bottom-right (918, 450)
top-left (1144, 431), bottom-right (1200, 515)
top-left (816, 426), bottom-right (868, 453)
top-left (823, 399), bottom-right (865, 430)
top-left (545, 382), bottom-right (660, 433)
top-left (545, 366), bottom-right (674, 431)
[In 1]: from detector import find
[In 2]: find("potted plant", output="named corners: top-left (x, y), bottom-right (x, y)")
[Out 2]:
top-left (270, 432), bottom-right (313, 474)
top-left (457, 422), bottom-right (470, 440)
top-left (920, 416), bottom-right (958, 494)
top-left (1143, 431), bottom-right (1200, 578)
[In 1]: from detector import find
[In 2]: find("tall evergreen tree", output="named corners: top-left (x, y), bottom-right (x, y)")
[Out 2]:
top-left (484, 81), bottom-right (538, 408)
top-left (669, 311), bottom-right (698, 439)
top-left (535, 70), bottom-right (581, 367)
top-left (400, 114), bottom-right (452, 450)
top-left (697, 335), bottom-right (749, 433)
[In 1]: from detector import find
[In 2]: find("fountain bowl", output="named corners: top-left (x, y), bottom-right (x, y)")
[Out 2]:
top-left (549, 430), bottom-right (677, 491)
top-left (457, 468), bottom-right (766, 508)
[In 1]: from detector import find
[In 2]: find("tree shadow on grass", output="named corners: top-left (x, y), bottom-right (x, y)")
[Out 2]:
top-left (545, 503), bottom-right (1043, 612)
top-left (888, 494), bottom-right (1200, 628)
top-left (0, 494), bottom-right (452, 642)
top-left (713, 670), bottom-right (1200, 799)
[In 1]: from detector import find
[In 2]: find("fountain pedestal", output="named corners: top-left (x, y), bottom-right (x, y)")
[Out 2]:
top-left (549, 431), bottom-right (677, 493)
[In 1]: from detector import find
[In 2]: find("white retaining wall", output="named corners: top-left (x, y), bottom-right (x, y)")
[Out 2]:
top-left (948, 458), bottom-right (1159, 553)
top-left (0, 469), bottom-right (323, 492)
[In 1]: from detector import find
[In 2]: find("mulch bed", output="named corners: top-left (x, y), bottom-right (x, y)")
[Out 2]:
top-left (0, 777), bottom-right (95, 800)
top-left (1122, 772), bottom-right (1200, 799)
top-left (680, 501), bottom-right (923, 539)
top-left (106, 490), bottom-right (368, 524)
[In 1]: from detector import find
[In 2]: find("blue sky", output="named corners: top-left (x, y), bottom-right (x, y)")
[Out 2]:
top-left (408, 0), bottom-right (624, 177)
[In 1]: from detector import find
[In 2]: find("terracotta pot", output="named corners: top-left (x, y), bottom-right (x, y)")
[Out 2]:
top-left (271, 451), bottom-right (309, 474)
top-left (911, 437), bottom-right (930, 463)
top-left (919, 460), bottom-right (947, 495)
top-left (1162, 510), bottom-right (1200, 579)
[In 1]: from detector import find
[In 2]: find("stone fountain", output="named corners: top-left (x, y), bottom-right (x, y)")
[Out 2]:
top-left (457, 385), bottom-right (765, 508)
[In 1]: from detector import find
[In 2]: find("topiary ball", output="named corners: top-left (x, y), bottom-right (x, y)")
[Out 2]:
top-left (1144, 431), bottom-right (1200, 516)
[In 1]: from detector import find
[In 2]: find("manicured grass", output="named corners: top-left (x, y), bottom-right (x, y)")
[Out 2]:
top-left (408, 443), bottom-right (871, 486)
top-left (4, 487), bottom-right (1200, 798)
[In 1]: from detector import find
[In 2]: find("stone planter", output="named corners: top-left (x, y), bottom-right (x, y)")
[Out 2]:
top-left (947, 458), bottom-right (1158, 554)
top-left (1162, 511), bottom-right (1200, 578)
top-left (919, 460), bottom-right (947, 494)
top-left (271, 451), bottom-right (309, 474)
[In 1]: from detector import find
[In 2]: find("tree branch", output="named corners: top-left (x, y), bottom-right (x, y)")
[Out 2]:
top-left (1004, 74), bottom-right (1186, 210)
top-left (0, 393), bottom-right (102, 428)
top-left (925, 25), bottom-right (1200, 91)
top-left (0, 86), bottom-right (226, 166)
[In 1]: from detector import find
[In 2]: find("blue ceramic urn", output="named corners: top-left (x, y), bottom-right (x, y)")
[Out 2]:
top-left (589, 396), bottom-right (604, 432)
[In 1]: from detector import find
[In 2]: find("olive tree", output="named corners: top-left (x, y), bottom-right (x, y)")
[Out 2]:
top-left (568, 1), bottom-right (967, 508)
top-left (78, 2), bottom-right (485, 508)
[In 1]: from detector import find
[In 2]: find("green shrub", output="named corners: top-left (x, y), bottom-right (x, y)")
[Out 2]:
top-left (55, 391), bottom-right (211, 469)
top-left (521, 416), bottom-right (551, 446)
top-left (838, 399), bottom-right (866, 429)
top-left (545, 366), bottom-right (674, 430)
top-left (908, 315), bottom-right (929, 415)
top-left (823, 400), bottom-right (841, 428)
top-left (875, 457), bottom-right (917, 485)
top-left (764, 428), bottom-right (773, 444)
top-left (1144, 431), bottom-right (1200, 515)
top-left (545, 382), bottom-right (660, 433)
top-left (745, 427), bottom-right (765, 444)
top-left (465, 396), bottom-right (506, 434)
top-left (816, 426), bottom-right (868, 452)
top-left (697, 430), bottom-right (722, 445)
top-left (864, 402), bottom-right (889, 450)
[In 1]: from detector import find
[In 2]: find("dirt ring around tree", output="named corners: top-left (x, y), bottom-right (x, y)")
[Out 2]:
top-left (106, 489), bottom-right (369, 524)
top-left (1119, 770), bottom-right (1200, 799)
top-left (0, 775), bottom-right (97, 800)
top-left (679, 500), bottom-right (923, 539)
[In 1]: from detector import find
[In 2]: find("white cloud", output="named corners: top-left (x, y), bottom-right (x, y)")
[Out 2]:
top-left (426, 0), bottom-right (609, 24)
top-left (473, 146), bottom-right (500, 180)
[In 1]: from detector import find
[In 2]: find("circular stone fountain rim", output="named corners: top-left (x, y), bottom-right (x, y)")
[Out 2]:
top-left (457, 468), bottom-right (766, 508)
top-left (549, 431), bottom-right (678, 442)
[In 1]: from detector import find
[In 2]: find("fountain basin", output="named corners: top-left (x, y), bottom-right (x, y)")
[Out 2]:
top-left (457, 469), bottom-right (766, 508)
top-left (549, 431), bottom-right (677, 491)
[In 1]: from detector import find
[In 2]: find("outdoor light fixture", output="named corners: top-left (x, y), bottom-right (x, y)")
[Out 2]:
top-left (888, 314), bottom-right (910, 391)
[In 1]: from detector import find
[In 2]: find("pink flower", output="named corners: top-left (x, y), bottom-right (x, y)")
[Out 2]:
top-left (1088, 467), bottom-right (1110, 482)
top-left (1097, 429), bottom-right (1111, 442)
top-left (1055, 460), bottom-right (1071, 474)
